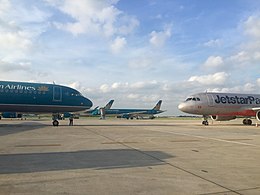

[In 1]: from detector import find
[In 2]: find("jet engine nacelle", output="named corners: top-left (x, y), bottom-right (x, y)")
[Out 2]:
top-left (211, 115), bottom-right (236, 121)
top-left (256, 110), bottom-right (260, 121)
top-left (2, 112), bottom-right (22, 118)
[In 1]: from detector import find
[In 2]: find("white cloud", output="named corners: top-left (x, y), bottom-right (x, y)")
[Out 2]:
top-left (0, 32), bottom-right (32, 52)
top-left (100, 84), bottom-right (111, 93)
top-left (130, 80), bottom-right (159, 89)
top-left (188, 72), bottom-right (229, 85)
top-left (244, 15), bottom-right (260, 38)
top-left (203, 39), bottom-right (221, 47)
top-left (0, 0), bottom-right (11, 17)
top-left (128, 56), bottom-right (153, 69)
top-left (257, 78), bottom-right (260, 87)
top-left (110, 36), bottom-right (127, 54)
top-left (229, 51), bottom-right (250, 63)
top-left (150, 26), bottom-right (172, 47)
top-left (47, 0), bottom-right (139, 37)
top-left (0, 60), bottom-right (31, 72)
top-left (127, 93), bottom-right (140, 99)
top-left (203, 56), bottom-right (224, 68)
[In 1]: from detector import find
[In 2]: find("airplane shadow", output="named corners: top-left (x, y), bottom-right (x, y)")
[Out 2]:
top-left (0, 122), bottom-right (47, 136)
top-left (0, 149), bottom-right (173, 174)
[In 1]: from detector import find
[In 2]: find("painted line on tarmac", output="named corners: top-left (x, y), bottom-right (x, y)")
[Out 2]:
top-left (150, 130), bottom-right (260, 148)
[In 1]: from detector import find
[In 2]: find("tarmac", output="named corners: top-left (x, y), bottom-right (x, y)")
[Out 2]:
top-left (0, 118), bottom-right (259, 195)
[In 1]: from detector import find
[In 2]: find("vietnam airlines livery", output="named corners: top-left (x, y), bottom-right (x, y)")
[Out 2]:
top-left (82, 100), bottom-right (114, 117)
top-left (178, 92), bottom-right (260, 125)
top-left (0, 81), bottom-right (93, 126)
top-left (92, 100), bottom-right (164, 119)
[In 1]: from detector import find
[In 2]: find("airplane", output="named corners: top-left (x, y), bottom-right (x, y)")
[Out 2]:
top-left (0, 81), bottom-right (93, 126)
top-left (92, 100), bottom-right (164, 119)
top-left (89, 100), bottom-right (114, 119)
top-left (178, 92), bottom-right (260, 125)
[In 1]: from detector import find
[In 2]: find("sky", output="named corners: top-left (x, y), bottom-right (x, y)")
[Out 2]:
top-left (1, 0), bottom-right (260, 115)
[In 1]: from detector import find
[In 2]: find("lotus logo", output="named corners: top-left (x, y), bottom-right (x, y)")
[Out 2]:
top-left (37, 86), bottom-right (49, 92)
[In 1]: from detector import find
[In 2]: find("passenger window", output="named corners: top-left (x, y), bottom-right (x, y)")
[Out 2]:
top-left (196, 98), bottom-right (200, 101)
top-left (192, 98), bottom-right (196, 101)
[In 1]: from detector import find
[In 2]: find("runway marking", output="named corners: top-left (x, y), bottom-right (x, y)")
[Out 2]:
top-left (150, 130), bottom-right (260, 148)
top-left (15, 144), bottom-right (61, 147)
top-left (102, 141), bottom-right (139, 144)
top-left (170, 139), bottom-right (200, 142)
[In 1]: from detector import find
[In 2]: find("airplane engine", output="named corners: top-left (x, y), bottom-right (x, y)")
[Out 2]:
top-left (211, 115), bottom-right (236, 121)
top-left (256, 110), bottom-right (260, 121)
top-left (2, 112), bottom-right (22, 118)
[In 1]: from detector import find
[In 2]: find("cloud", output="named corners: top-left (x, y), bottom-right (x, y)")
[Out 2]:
top-left (100, 84), bottom-right (111, 93)
top-left (127, 93), bottom-right (140, 99)
top-left (0, 60), bottom-right (31, 72)
top-left (110, 36), bottom-right (127, 54)
top-left (128, 56), bottom-right (154, 69)
top-left (47, 0), bottom-right (139, 37)
top-left (244, 15), bottom-right (260, 38)
top-left (188, 72), bottom-right (229, 85)
top-left (229, 51), bottom-right (250, 63)
top-left (150, 26), bottom-right (172, 47)
top-left (203, 56), bottom-right (224, 68)
top-left (0, 0), bottom-right (11, 17)
top-left (257, 78), bottom-right (260, 87)
top-left (203, 39), bottom-right (221, 47)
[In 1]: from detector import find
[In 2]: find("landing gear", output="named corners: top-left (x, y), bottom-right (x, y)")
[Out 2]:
top-left (202, 120), bottom-right (209, 125)
top-left (202, 115), bottom-right (209, 126)
top-left (52, 114), bottom-right (60, 127)
top-left (52, 120), bottom-right (59, 126)
top-left (243, 119), bottom-right (252, 125)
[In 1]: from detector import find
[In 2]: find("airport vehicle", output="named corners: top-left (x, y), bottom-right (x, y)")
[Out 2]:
top-left (0, 81), bottom-right (93, 126)
top-left (92, 100), bottom-right (164, 119)
top-left (178, 92), bottom-right (260, 125)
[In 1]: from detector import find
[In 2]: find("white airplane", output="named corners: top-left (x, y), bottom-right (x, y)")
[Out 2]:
top-left (178, 92), bottom-right (260, 125)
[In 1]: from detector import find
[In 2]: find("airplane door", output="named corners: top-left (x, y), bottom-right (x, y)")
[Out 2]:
top-left (206, 94), bottom-right (214, 107)
top-left (53, 86), bottom-right (62, 101)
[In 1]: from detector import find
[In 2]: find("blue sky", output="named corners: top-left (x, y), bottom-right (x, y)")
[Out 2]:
top-left (1, 0), bottom-right (260, 115)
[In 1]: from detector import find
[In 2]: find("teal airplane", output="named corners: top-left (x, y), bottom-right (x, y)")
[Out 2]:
top-left (92, 100), bottom-right (164, 119)
top-left (82, 100), bottom-right (114, 116)
top-left (0, 81), bottom-right (93, 126)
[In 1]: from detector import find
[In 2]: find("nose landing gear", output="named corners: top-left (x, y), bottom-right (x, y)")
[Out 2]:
top-left (202, 115), bottom-right (209, 126)
top-left (52, 114), bottom-right (60, 126)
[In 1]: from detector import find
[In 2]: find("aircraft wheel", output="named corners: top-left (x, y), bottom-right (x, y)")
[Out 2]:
top-left (202, 121), bottom-right (208, 126)
top-left (243, 119), bottom-right (252, 125)
top-left (53, 120), bottom-right (59, 126)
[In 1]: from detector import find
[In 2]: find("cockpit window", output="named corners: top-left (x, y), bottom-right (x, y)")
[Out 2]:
top-left (185, 98), bottom-right (192, 101)
top-left (185, 97), bottom-right (200, 101)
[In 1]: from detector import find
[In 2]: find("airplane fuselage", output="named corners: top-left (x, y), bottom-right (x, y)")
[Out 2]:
top-left (0, 81), bottom-right (92, 113)
top-left (178, 92), bottom-right (260, 125)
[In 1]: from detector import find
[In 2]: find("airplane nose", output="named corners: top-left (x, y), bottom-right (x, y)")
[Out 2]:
top-left (83, 97), bottom-right (93, 109)
top-left (178, 103), bottom-right (186, 112)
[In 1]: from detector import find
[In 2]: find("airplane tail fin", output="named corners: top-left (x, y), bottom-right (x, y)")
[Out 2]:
top-left (104, 100), bottom-right (114, 109)
top-left (152, 100), bottom-right (162, 111)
